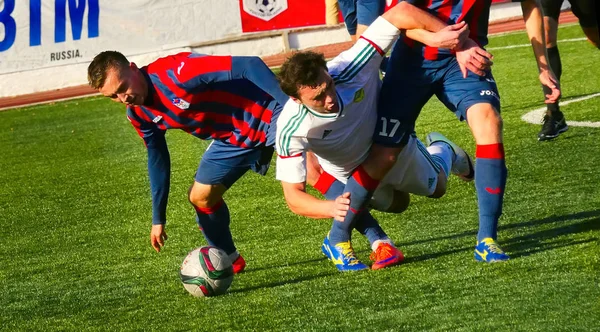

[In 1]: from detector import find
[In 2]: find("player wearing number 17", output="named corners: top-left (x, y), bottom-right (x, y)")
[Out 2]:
top-left (275, 1), bottom-right (474, 271)
top-left (337, 0), bottom-right (561, 263)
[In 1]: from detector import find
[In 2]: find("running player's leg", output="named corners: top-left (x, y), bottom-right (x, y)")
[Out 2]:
top-left (437, 59), bottom-right (509, 262)
top-left (190, 141), bottom-right (273, 273)
top-left (538, 0), bottom-right (568, 140)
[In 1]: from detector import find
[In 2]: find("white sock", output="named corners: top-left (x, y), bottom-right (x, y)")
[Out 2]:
top-left (427, 142), bottom-right (454, 177)
top-left (371, 238), bottom-right (393, 252)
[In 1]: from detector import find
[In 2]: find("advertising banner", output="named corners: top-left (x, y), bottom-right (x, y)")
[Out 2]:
top-left (0, 0), bottom-right (241, 75)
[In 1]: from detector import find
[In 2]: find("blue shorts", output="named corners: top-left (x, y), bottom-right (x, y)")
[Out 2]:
top-left (194, 103), bottom-right (280, 188)
top-left (374, 48), bottom-right (501, 147)
top-left (195, 140), bottom-right (274, 188)
top-left (338, 0), bottom-right (386, 35)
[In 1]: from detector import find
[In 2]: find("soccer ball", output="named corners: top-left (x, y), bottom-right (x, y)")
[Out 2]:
top-left (179, 246), bottom-right (234, 297)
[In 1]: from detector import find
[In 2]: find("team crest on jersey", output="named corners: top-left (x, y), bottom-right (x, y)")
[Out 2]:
top-left (353, 88), bottom-right (365, 103)
top-left (172, 98), bottom-right (190, 109)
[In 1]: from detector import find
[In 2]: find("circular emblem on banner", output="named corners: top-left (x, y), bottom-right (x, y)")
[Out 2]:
top-left (243, 0), bottom-right (288, 21)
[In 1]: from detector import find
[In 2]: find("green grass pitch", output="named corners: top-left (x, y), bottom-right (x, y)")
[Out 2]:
top-left (1, 24), bottom-right (598, 331)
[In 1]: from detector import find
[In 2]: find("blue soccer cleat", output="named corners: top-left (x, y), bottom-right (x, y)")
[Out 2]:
top-left (474, 238), bottom-right (510, 263)
top-left (321, 234), bottom-right (369, 272)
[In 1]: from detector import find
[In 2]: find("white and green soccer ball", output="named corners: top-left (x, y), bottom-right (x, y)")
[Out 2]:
top-left (179, 246), bottom-right (234, 297)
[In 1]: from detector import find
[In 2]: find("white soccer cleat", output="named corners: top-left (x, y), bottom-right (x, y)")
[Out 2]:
top-left (425, 132), bottom-right (474, 181)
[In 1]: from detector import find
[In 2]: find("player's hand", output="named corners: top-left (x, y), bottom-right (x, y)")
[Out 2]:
top-left (539, 69), bottom-right (561, 104)
top-left (432, 21), bottom-right (470, 50)
top-left (332, 192), bottom-right (351, 222)
top-left (455, 38), bottom-right (494, 78)
top-left (150, 224), bottom-right (168, 252)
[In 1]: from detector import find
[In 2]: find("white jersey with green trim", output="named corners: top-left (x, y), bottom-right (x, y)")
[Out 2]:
top-left (276, 17), bottom-right (400, 184)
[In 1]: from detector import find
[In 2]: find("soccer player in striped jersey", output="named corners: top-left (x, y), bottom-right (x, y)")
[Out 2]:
top-left (275, 1), bottom-right (475, 271)
top-left (87, 51), bottom-right (290, 274)
top-left (337, 0), bottom-right (562, 263)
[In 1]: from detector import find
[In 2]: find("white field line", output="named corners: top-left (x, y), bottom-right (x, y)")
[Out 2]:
top-left (487, 37), bottom-right (587, 51)
top-left (488, 22), bottom-right (579, 38)
top-left (521, 93), bottom-right (600, 128)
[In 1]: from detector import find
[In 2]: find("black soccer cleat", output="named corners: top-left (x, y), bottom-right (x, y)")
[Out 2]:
top-left (538, 112), bottom-right (568, 141)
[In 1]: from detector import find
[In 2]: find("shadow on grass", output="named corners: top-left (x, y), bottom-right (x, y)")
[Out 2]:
top-left (228, 270), bottom-right (336, 294)
top-left (243, 254), bottom-right (329, 274)
top-left (503, 216), bottom-right (600, 258)
top-left (233, 210), bottom-right (599, 292)
top-left (392, 209), bottom-right (600, 260)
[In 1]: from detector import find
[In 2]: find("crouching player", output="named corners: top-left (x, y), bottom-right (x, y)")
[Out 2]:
top-left (274, 1), bottom-right (476, 271)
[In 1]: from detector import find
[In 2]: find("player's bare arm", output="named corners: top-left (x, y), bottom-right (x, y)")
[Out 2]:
top-left (383, 1), bottom-right (448, 32)
top-left (281, 181), bottom-right (349, 220)
top-left (521, 0), bottom-right (561, 103)
top-left (383, 1), bottom-right (492, 78)
top-left (405, 22), bottom-right (470, 50)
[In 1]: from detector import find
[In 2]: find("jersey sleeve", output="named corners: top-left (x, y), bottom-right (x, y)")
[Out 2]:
top-left (275, 103), bottom-right (309, 184)
top-left (171, 53), bottom-right (289, 106)
top-left (127, 107), bottom-right (171, 225)
top-left (328, 16), bottom-right (400, 86)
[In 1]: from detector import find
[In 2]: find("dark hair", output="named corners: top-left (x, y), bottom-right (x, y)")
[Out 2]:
top-left (87, 51), bottom-right (130, 89)
top-left (277, 51), bottom-right (328, 99)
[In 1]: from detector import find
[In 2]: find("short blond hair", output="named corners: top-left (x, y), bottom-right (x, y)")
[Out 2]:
top-left (87, 51), bottom-right (129, 89)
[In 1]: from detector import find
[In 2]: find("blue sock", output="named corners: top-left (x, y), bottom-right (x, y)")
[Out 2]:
top-left (315, 171), bottom-right (386, 246)
top-left (353, 211), bottom-right (388, 246)
top-left (328, 166), bottom-right (380, 244)
top-left (194, 199), bottom-right (236, 255)
top-left (475, 144), bottom-right (507, 242)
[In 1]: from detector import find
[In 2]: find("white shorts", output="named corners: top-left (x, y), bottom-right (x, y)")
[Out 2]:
top-left (378, 135), bottom-right (441, 197)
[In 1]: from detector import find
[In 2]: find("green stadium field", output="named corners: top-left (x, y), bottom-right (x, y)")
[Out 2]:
top-left (1, 24), bottom-right (598, 331)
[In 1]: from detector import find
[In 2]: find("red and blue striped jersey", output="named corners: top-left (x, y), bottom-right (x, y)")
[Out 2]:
top-left (124, 52), bottom-right (287, 225)
top-left (127, 52), bottom-right (287, 149)
top-left (401, 0), bottom-right (523, 60)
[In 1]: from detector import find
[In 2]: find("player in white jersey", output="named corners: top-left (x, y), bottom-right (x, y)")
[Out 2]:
top-left (275, 2), bottom-right (475, 271)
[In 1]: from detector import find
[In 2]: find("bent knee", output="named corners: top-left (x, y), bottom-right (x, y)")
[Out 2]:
top-left (188, 183), bottom-right (224, 208)
top-left (467, 104), bottom-right (503, 144)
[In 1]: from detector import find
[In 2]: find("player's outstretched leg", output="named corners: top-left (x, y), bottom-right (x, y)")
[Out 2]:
top-left (426, 132), bottom-right (474, 181)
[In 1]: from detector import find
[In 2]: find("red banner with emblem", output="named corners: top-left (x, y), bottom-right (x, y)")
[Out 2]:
top-left (240, 0), bottom-right (509, 33)
top-left (240, 0), bottom-right (328, 32)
